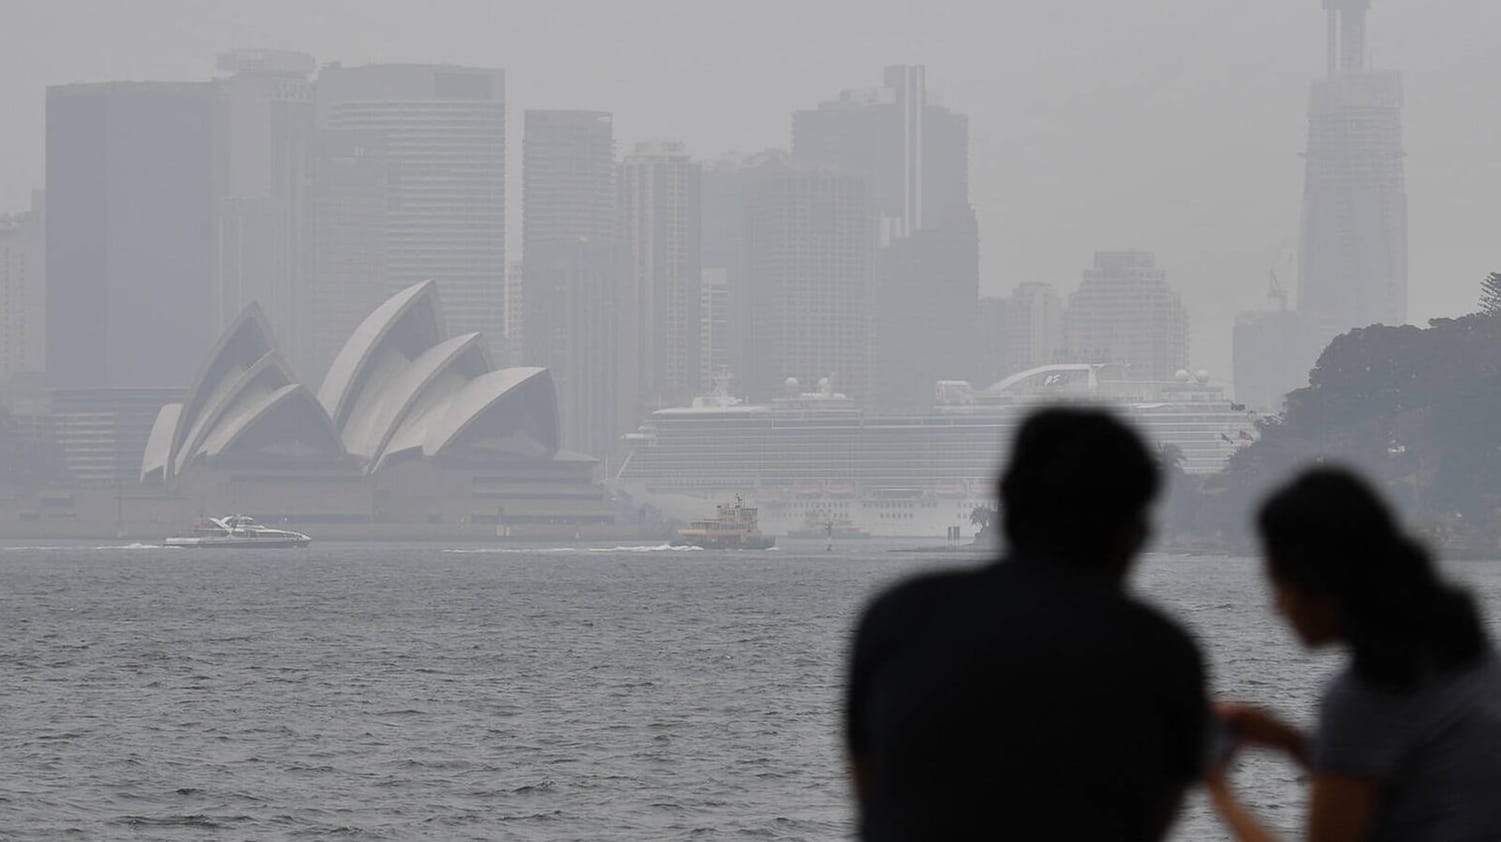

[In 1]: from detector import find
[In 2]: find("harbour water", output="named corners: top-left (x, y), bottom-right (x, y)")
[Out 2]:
top-left (5, 540), bottom-right (1500, 840)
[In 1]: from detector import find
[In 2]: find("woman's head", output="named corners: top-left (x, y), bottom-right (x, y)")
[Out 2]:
top-left (1256, 466), bottom-right (1485, 686)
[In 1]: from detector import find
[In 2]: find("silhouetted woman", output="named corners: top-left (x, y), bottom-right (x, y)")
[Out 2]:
top-left (1209, 467), bottom-right (1501, 842)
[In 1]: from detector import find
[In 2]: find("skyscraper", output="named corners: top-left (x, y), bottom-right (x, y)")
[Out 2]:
top-left (316, 64), bottom-right (506, 351)
top-left (1063, 251), bottom-right (1190, 381)
top-left (310, 129), bottom-right (388, 378)
top-left (1232, 1), bottom-right (1407, 410)
top-left (700, 152), bottom-right (773, 393)
top-left (1298, 0), bottom-right (1407, 338)
top-left (619, 142), bottom-right (702, 412)
top-left (46, 82), bottom-right (217, 389)
top-left (213, 50), bottom-right (318, 378)
top-left (975, 283), bottom-right (1063, 389)
top-left (793, 65), bottom-right (968, 240)
top-left (742, 162), bottom-right (877, 402)
top-left (521, 110), bottom-right (621, 460)
top-left (0, 191), bottom-right (46, 387)
top-left (793, 66), bottom-right (977, 410)
top-left (699, 267), bottom-right (731, 390)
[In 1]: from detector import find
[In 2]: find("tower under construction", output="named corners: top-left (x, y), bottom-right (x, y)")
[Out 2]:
top-left (1297, 0), bottom-right (1408, 339)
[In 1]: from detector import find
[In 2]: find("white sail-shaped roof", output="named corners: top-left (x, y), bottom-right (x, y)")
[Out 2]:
top-left (318, 281), bottom-right (443, 431)
top-left (167, 304), bottom-right (276, 478)
top-left (141, 286), bottom-right (569, 486)
top-left (198, 384), bottom-right (342, 459)
top-left (338, 333), bottom-right (491, 464)
top-left (140, 404), bottom-right (182, 485)
top-left (173, 351), bottom-right (298, 477)
top-left (425, 367), bottom-right (559, 459)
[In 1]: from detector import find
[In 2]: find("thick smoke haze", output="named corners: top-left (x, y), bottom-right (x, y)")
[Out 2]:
top-left (2, 0), bottom-right (1498, 377)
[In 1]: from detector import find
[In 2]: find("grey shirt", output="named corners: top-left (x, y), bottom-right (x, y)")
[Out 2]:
top-left (1313, 652), bottom-right (1501, 842)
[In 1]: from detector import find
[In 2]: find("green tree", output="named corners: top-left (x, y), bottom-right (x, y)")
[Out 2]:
top-left (1482, 272), bottom-right (1501, 316)
top-left (1198, 314), bottom-right (1501, 549)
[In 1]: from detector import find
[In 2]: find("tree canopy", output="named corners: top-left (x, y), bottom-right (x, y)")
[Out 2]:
top-left (1183, 313), bottom-right (1501, 552)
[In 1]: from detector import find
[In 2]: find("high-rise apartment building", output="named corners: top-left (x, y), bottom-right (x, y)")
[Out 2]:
top-left (1006, 282), bottom-right (1064, 375)
top-left (699, 268), bottom-right (731, 390)
top-left (521, 110), bottom-right (622, 460)
top-left (742, 162), bottom-right (877, 402)
top-left (310, 130), bottom-right (388, 378)
top-left (503, 260), bottom-right (524, 367)
top-left (213, 50), bottom-right (318, 378)
top-left (620, 142), bottom-right (702, 412)
top-left (872, 203), bottom-right (979, 411)
top-left (1063, 251), bottom-right (1190, 381)
top-left (1298, 0), bottom-right (1407, 339)
top-left (316, 64), bottom-right (506, 353)
top-left (975, 283), bottom-right (1063, 388)
top-left (700, 152), bottom-right (775, 393)
top-left (46, 82), bottom-right (217, 389)
top-left (0, 192), bottom-right (46, 386)
top-left (793, 66), bottom-right (977, 410)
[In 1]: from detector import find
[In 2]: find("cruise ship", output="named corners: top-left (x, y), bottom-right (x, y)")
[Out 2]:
top-left (612, 365), bottom-right (1258, 539)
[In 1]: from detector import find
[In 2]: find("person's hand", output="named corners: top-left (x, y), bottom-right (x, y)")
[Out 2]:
top-left (1215, 702), bottom-right (1309, 768)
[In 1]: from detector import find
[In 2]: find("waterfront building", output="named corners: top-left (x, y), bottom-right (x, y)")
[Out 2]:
top-left (46, 81), bottom-right (217, 389)
top-left (139, 282), bottom-right (612, 528)
top-left (521, 109), bottom-right (622, 461)
top-left (0, 192), bottom-right (46, 386)
top-left (1063, 251), bottom-right (1190, 382)
top-left (213, 50), bottom-right (318, 378)
top-left (741, 162), bottom-right (877, 403)
top-left (315, 64), bottom-right (507, 352)
top-left (620, 142), bottom-right (703, 413)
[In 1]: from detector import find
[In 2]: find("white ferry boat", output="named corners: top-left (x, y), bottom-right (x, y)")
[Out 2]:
top-left (613, 365), bottom-right (1258, 539)
top-left (164, 515), bottom-right (312, 548)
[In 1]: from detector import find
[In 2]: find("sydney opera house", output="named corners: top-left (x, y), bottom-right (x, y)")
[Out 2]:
top-left (137, 281), bottom-right (614, 531)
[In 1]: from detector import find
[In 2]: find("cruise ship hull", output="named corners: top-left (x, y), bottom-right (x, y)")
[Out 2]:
top-left (617, 484), bottom-right (988, 540)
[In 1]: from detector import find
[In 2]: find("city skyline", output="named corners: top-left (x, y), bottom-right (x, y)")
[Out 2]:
top-left (2, 0), bottom-right (1499, 384)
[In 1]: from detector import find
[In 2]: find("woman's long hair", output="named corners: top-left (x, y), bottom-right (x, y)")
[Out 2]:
top-left (1257, 467), bottom-right (1487, 689)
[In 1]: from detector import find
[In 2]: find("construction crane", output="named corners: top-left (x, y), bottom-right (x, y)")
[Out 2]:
top-left (1268, 270), bottom-right (1290, 312)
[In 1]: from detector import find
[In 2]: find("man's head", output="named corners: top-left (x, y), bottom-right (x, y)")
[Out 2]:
top-left (1000, 407), bottom-right (1161, 571)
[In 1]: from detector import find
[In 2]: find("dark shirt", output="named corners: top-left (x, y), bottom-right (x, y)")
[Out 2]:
top-left (846, 557), bottom-right (1208, 841)
top-left (1313, 653), bottom-right (1501, 842)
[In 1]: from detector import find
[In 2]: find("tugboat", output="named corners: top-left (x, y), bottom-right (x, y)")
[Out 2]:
top-left (673, 495), bottom-right (775, 550)
top-left (164, 515), bottom-right (312, 548)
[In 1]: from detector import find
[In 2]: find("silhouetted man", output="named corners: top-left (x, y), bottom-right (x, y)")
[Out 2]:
top-left (845, 407), bottom-right (1207, 841)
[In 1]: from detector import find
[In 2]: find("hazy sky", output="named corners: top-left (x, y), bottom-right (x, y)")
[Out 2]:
top-left (3, 0), bottom-right (1498, 380)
